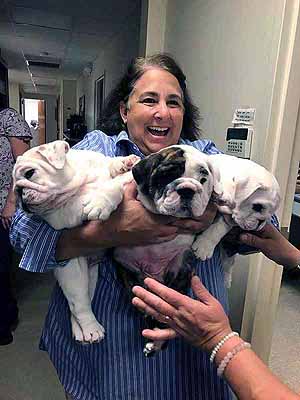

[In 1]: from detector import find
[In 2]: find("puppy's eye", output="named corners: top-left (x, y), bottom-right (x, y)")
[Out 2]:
top-left (200, 178), bottom-right (207, 184)
top-left (252, 203), bottom-right (264, 212)
top-left (25, 169), bottom-right (35, 179)
top-left (199, 167), bottom-right (209, 176)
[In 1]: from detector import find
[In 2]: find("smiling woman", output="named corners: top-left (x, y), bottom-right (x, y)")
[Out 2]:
top-left (10, 54), bottom-right (236, 400)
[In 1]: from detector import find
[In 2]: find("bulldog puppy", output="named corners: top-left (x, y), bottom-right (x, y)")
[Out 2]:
top-left (13, 140), bottom-right (139, 343)
top-left (192, 153), bottom-right (280, 287)
top-left (113, 145), bottom-right (222, 356)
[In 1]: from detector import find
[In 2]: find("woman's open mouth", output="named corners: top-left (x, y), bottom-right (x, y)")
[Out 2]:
top-left (147, 126), bottom-right (170, 136)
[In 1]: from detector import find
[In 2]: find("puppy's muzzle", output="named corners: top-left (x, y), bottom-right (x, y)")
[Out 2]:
top-left (176, 187), bottom-right (195, 199)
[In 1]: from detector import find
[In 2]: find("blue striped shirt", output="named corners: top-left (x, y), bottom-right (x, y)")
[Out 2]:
top-left (10, 130), bottom-right (234, 400)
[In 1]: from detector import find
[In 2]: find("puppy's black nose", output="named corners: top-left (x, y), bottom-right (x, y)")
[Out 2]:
top-left (177, 188), bottom-right (195, 199)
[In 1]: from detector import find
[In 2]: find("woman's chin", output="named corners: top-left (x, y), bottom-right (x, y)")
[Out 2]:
top-left (144, 136), bottom-right (176, 154)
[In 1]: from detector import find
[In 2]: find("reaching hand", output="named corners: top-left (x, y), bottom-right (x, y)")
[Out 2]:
top-left (132, 276), bottom-right (232, 353)
top-left (239, 224), bottom-right (300, 268)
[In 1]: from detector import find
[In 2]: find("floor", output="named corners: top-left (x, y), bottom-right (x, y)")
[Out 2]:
top-left (0, 269), bottom-right (300, 400)
top-left (0, 270), bottom-right (65, 400)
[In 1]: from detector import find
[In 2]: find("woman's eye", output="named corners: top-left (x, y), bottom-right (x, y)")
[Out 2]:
top-left (25, 169), bottom-right (35, 179)
top-left (142, 98), bottom-right (157, 105)
top-left (168, 100), bottom-right (181, 107)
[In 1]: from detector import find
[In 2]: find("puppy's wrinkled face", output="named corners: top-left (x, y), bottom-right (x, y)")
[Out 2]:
top-left (132, 145), bottom-right (215, 218)
top-left (13, 141), bottom-right (70, 214)
top-left (232, 176), bottom-right (280, 231)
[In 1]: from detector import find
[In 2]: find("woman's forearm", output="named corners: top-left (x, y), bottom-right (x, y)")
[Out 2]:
top-left (215, 337), bottom-right (299, 400)
top-left (55, 221), bottom-right (114, 261)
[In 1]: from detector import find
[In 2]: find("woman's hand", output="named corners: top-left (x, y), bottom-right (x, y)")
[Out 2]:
top-left (169, 202), bottom-right (218, 234)
top-left (1, 199), bottom-right (16, 230)
top-left (132, 276), bottom-right (232, 353)
top-left (106, 180), bottom-right (181, 245)
top-left (239, 224), bottom-right (300, 268)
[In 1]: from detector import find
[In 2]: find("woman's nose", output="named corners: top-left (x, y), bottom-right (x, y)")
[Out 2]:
top-left (153, 102), bottom-right (170, 119)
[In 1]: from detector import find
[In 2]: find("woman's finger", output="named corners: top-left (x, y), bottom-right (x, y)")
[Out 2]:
top-left (190, 276), bottom-right (213, 304)
top-left (132, 293), bottom-right (175, 321)
top-left (123, 179), bottom-right (139, 200)
top-left (142, 327), bottom-right (178, 341)
top-left (142, 278), bottom-right (190, 308)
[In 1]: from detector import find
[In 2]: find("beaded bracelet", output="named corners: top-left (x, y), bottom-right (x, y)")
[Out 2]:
top-left (209, 331), bottom-right (239, 363)
top-left (217, 341), bottom-right (251, 377)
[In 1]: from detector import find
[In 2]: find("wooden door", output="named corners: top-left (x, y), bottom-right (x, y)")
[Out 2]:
top-left (38, 100), bottom-right (45, 145)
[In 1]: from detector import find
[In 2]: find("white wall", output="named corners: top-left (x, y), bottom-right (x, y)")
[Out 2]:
top-left (165, 0), bottom-right (285, 164)
top-left (8, 81), bottom-right (20, 112)
top-left (164, 0), bottom-right (286, 331)
top-left (77, 11), bottom-right (140, 132)
top-left (144, 0), bottom-right (168, 55)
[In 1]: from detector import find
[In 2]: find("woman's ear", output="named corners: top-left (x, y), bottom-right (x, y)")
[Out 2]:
top-left (119, 101), bottom-right (128, 124)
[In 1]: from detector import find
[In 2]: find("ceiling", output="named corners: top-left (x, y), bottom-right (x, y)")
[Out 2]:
top-left (0, 0), bottom-right (141, 94)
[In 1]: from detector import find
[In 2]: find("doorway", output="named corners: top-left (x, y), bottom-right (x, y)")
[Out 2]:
top-left (23, 98), bottom-right (46, 147)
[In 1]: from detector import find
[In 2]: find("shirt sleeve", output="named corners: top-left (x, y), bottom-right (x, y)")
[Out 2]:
top-left (4, 108), bottom-right (32, 140)
top-left (10, 209), bottom-right (68, 272)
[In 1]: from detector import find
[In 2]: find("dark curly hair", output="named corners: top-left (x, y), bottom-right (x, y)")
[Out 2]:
top-left (98, 53), bottom-right (201, 140)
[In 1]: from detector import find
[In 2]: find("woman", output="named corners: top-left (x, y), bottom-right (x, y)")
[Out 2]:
top-left (0, 107), bottom-right (31, 345)
top-left (10, 54), bottom-right (264, 399)
top-left (131, 225), bottom-right (300, 400)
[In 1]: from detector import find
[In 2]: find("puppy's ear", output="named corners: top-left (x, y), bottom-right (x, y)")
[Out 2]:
top-left (206, 158), bottom-right (223, 198)
top-left (234, 177), bottom-right (266, 204)
top-left (132, 154), bottom-right (161, 196)
top-left (37, 141), bottom-right (70, 169)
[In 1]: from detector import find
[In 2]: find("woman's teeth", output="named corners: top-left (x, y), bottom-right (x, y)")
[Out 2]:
top-left (147, 126), bottom-right (169, 136)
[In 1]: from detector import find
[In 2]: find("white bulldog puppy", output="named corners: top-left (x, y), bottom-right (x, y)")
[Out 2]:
top-left (114, 144), bottom-right (222, 355)
top-left (13, 140), bottom-right (139, 343)
top-left (192, 153), bottom-right (280, 287)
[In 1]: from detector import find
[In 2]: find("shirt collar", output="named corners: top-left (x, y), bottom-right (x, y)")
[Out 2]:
top-left (115, 130), bottom-right (189, 157)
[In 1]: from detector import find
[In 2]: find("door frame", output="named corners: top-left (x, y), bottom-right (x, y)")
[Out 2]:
top-left (241, 0), bottom-right (300, 363)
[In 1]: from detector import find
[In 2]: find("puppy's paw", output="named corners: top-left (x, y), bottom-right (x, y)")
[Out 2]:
top-left (122, 155), bottom-right (140, 171)
top-left (83, 196), bottom-right (120, 221)
top-left (110, 155), bottom-right (140, 177)
top-left (143, 340), bottom-right (166, 357)
top-left (192, 239), bottom-right (215, 261)
top-left (71, 317), bottom-right (105, 344)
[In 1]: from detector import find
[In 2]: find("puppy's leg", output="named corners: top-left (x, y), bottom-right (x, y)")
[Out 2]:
top-left (219, 246), bottom-right (236, 288)
top-left (108, 155), bottom-right (140, 178)
top-left (55, 257), bottom-right (105, 343)
top-left (192, 216), bottom-right (233, 260)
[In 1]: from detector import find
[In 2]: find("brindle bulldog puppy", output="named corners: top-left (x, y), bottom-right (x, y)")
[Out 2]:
top-left (114, 145), bottom-right (221, 356)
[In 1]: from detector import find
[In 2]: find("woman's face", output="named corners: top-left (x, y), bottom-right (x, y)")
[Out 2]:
top-left (120, 68), bottom-right (184, 155)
